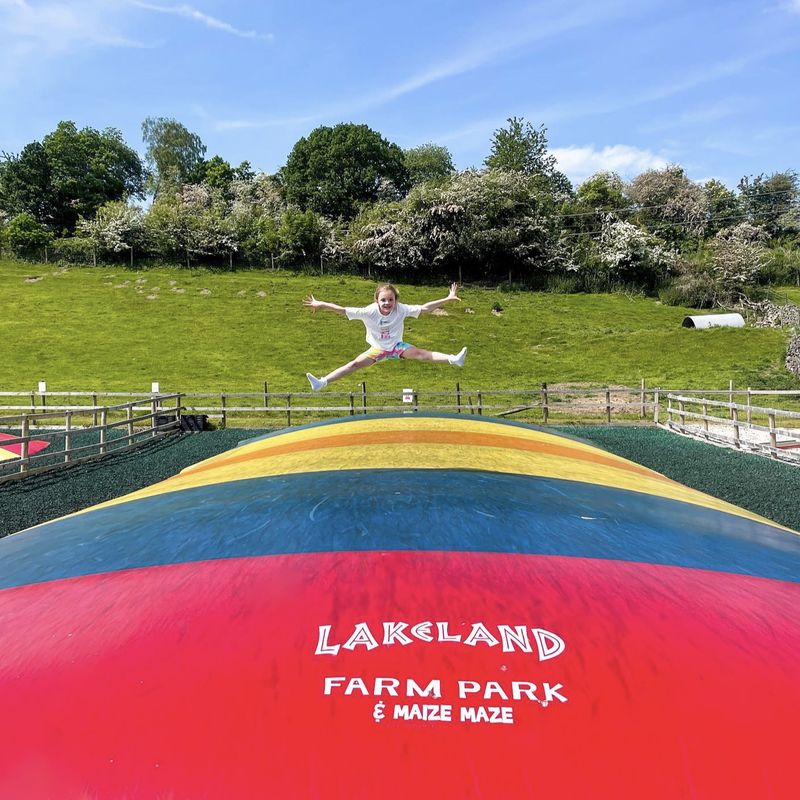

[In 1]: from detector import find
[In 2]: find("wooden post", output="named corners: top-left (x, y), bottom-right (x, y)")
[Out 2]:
top-left (679, 399), bottom-right (686, 431)
top-left (456, 382), bottom-right (462, 414)
top-left (477, 391), bottom-right (483, 416)
top-left (640, 378), bottom-right (646, 419)
top-left (413, 390), bottom-right (419, 411)
top-left (702, 402), bottom-right (709, 439)
top-left (361, 382), bottom-right (367, 415)
top-left (653, 389), bottom-right (660, 424)
top-left (100, 408), bottom-right (107, 454)
top-left (286, 394), bottom-right (292, 427)
top-left (221, 394), bottom-right (227, 429)
top-left (92, 392), bottom-right (98, 426)
top-left (747, 387), bottom-right (752, 426)
top-left (732, 406), bottom-right (740, 448)
top-left (605, 388), bottom-right (611, 424)
top-left (666, 395), bottom-right (672, 426)
top-left (151, 398), bottom-right (158, 437)
top-left (769, 412), bottom-right (777, 454)
top-left (541, 383), bottom-right (549, 424)
top-left (349, 392), bottom-right (355, 416)
top-left (29, 391), bottom-right (35, 413)
top-left (729, 380), bottom-right (734, 420)
top-left (127, 404), bottom-right (134, 447)
top-left (264, 381), bottom-right (269, 414)
top-left (65, 410), bottom-right (72, 462)
top-left (20, 416), bottom-right (29, 474)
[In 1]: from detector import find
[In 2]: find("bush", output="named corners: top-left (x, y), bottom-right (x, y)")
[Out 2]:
top-left (659, 271), bottom-right (719, 308)
top-left (4, 213), bottom-right (52, 259)
top-left (50, 236), bottom-right (95, 265)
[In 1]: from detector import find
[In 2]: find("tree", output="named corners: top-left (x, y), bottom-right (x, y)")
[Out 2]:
top-left (42, 122), bottom-right (144, 232)
top-left (702, 179), bottom-right (741, 237)
top-left (484, 117), bottom-right (572, 203)
top-left (709, 222), bottom-right (768, 301)
top-left (738, 171), bottom-right (799, 238)
top-left (0, 142), bottom-right (54, 225)
top-left (598, 217), bottom-right (676, 288)
top-left (3, 212), bottom-right (53, 259)
top-left (404, 143), bottom-right (455, 186)
top-left (349, 170), bottom-right (558, 283)
top-left (77, 201), bottom-right (144, 266)
top-left (141, 117), bottom-right (206, 194)
top-left (625, 165), bottom-right (708, 247)
top-left (0, 122), bottom-right (144, 233)
top-left (280, 123), bottom-right (410, 219)
top-left (564, 172), bottom-right (629, 233)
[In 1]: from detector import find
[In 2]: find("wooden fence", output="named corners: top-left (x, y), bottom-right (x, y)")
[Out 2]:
top-left (665, 391), bottom-right (800, 463)
top-left (0, 394), bottom-right (183, 481)
top-left (2, 384), bottom-right (799, 479)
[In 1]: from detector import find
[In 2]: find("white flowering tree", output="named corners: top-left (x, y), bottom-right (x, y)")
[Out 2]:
top-left (77, 201), bottom-right (143, 266)
top-left (709, 222), bottom-right (767, 300)
top-left (598, 217), bottom-right (676, 287)
top-left (625, 166), bottom-right (709, 247)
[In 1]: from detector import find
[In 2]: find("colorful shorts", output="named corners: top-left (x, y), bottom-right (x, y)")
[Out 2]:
top-left (362, 342), bottom-right (414, 362)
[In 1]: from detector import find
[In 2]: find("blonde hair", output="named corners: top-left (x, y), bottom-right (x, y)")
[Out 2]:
top-left (374, 283), bottom-right (399, 301)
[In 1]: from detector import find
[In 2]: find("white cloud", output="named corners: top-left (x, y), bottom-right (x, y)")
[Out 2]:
top-left (1, 0), bottom-right (147, 48)
top-left (204, 1), bottom-right (621, 131)
top-left (0, 0), bottom-right (151, 89)
top-left (552, 144), bottom-right (669, 184)
top-left (130, 2), bottom-right (273, 41)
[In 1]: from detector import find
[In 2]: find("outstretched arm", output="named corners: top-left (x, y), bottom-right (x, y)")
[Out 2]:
top-left (420, 282), bottom-right (461, 313)
top-left (303, 294), bottom-right (347, 315)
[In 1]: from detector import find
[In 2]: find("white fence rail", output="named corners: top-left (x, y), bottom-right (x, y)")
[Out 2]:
top-left (665, 393), bottom-right (800, 463)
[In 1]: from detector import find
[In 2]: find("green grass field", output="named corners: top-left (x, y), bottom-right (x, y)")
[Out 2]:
top-left (1, 259), bottom-right (798, 394)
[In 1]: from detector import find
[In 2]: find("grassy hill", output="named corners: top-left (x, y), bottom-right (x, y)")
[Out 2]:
top-left (1, 259), bottom-right (797, 393)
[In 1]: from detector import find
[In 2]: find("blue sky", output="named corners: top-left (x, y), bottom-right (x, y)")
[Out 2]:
top-left (1, 0), bottom-right (799, 189)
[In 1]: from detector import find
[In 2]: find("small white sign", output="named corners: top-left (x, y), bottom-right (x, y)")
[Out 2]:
top-left (402, 388), bottom-right (414, 404)
top-left (38, 381), bottom-right (47, 393)
top-left (151, 381), bottom-right (160, 394)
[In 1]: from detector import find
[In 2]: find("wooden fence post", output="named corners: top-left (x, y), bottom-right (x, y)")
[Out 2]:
top-left (653, 389), bottom-right (660, 424)
top-left (361, 382), bottom-right (367, 415)
top-left (541, 383), bottom-right (549, 424)
top-left (732, 406), bottom-right (740, 448)
top-left (729, 380), bottom-right (734, 420)
top-left (64, 410), bottom-right (72, 463)
top-left (702, 401), bottom-right (709, 439)
top-left (20, 416), bottom-right (29, 474)
top-left (349, 392), bottom-right (355, 416)
top-left (640, 378), bottom-right (646, 419)
top-left (100, 408), bottom-right (107, 454)
top-left (221, 394), bottom-right (227, 429)
top-left (769, 412), bottom-right (777, 455)
top-left (747, 387), bottom-right (752, 426)
top-left (286, 394), bottom-right (292, 427)
top-left (605, 388), bottom-right (611, 424)
top-left (477, 391), bottom-right (483, 416)
top-left (92, 392), bottom-right (98, 426)
top-left (679, 399), bottom-right (686, 431)
top-left (151, 398), bottom-right (158, 437)
top-left (127, 404), bottom-right (134, 447)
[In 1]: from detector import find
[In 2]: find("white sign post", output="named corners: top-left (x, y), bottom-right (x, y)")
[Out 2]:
top-left (151, 381), bottom-right (160, 394)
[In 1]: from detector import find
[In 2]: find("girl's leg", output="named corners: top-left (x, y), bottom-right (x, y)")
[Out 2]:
top-left (307, 354), bottom-right (376, 391)
top-left (324, 354), bottom-right (376, 383)
top-left (402, 347), bottom-right (467, 366)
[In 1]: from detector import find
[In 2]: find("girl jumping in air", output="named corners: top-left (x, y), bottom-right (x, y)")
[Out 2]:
top-left (303, 282), bottom-right (468, 391)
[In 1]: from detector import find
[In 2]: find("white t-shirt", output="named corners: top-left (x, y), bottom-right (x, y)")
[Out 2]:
top-left (345, 302), bottom-right (424, 350)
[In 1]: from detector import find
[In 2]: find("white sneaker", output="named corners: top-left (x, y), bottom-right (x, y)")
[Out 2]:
top-left (449, 346), bottom-right (467, 367)
top-left (306, 373), bottom-right (327, 392)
